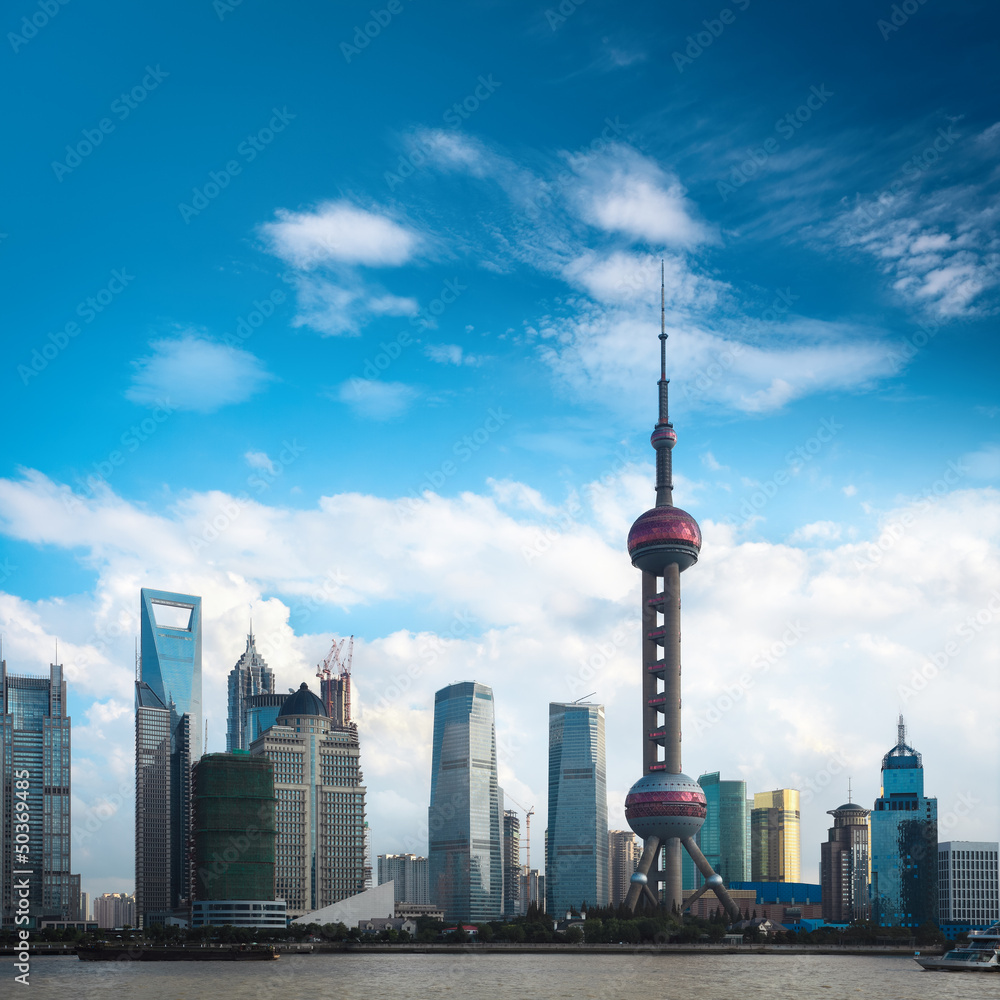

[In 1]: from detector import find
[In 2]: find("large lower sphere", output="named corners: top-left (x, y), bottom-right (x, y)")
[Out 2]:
top-left (625, 772), bottom-right (706, 841)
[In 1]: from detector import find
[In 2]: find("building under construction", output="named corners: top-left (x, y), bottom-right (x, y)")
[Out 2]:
top-left (190, 752), bottom-right (286, 928)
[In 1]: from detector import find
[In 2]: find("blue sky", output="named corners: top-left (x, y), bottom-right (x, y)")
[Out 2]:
top-left (2, 0), bottom-right (999, 899)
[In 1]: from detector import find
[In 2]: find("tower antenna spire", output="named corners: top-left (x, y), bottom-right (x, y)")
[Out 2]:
top-left (897, 713), bottom-right (906, 746)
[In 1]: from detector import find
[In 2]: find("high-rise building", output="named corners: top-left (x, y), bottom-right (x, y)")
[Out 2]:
top-left (226, 631), bottom-right (274, 752)
top-left (751, 789), bottom-right (801, 883)
top-left (427, 681), bottom-right (502, 923)
top-left (246, 692), bottom-right (288, 744)
top-left (190, 752), bottom-right (285, 929)
top-left (94, 893), bottom-right (136, 929)
top-left (249, 682), bottom-right (366, 918)
top-left (503, 810), bottom-right (521, 916)
top-left (80, 891), bottom-right (90, 922)
top-left (937, 842), bottom-right (999, 927)
top-left (683, 772), bottom-right (751, 891)
top-left (620, 270), bottom-right (742, 922)
top-left (378, 853), bottom-right (430, 904)
top-left (1, 661), bottom-right (77, 923)
top-left (820, 800), bottom-right (870, 923)
top-left (134, 588), bottom-right (202, 927)
top-left (870, 716), bottom-right (938, 927)
top-left (546, 701), bottom-right (608, 915)
top-left (608, 830), bottom-right (639, 907)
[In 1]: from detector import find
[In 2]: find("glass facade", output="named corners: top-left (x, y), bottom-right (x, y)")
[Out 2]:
top-left (140, 589), bottom-right (202, 759)
top-left (751, 789), bottom-right (801, 883)
top-left (546, 702), bottom-right (608, 915)
top-left (428, 681), bottom-right (502, 923)
top-left (1, 661), bottom-right (75, 924)
top-left (226, 633), bottom-right (274, 752)
top-left (683, 772), bottom-right (750, 891)
top-left (135, 588), bottom-right (202, 926)
top-left (870, 720), bottom-right (937, 927)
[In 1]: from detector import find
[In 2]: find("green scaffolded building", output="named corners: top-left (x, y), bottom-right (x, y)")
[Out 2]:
top-left (191, 752), bottom-right (286, 928)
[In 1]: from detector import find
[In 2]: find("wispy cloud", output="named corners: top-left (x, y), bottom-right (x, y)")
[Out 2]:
top-left (260, 201), bottom-right (420, 268)
top-left (334, 378), bottom-right (419, 419)
top-left (126, 334), bottom-right (274, 412)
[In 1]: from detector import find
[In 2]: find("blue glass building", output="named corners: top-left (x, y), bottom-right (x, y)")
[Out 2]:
top-left (683, 772), bottom-right (750, 891)
top-left (135, 588), bottom-right (202, 926)
top-left (428, 681), bottom-right (502, 922)
top-left (546, 702), bottom-right (608, 915)
top-left (1, 660), bottom-right (76, 924)
top-left (140, 588), bottom-right (202, 759)
top-left (870, 716), bottom-right (938, 927)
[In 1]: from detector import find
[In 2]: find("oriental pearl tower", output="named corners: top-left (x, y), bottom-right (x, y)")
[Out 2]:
top-left (622, 266), bottom-right (742, 923)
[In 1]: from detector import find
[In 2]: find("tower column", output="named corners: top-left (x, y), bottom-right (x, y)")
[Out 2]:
top-left (662, 563), bottom-right (681, 774)
top-left (662, 836), bottom-right (682, 913)
top-left (641, 572), bottom-right (659, 774)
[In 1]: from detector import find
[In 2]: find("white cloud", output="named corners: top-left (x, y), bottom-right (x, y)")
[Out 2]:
top-left (290, 276), bottom-right (418, 337)
top-left (962, 444), bottom-right (1000, 480)
top-left (261, 201), bottom-right (420, 268)
top-left (425, 343), bottom-right (481, 366)
top-left (0, 471), bottom-right (997, 888)
top-left (788, 520), bottom-right (842, 543)
top-left (245, 450), bottom-right (276, 475)
top-left (843, 484), bottom-right (858, 497)
top-left (126, 334), bottom-right (274, 412)
top-left (335, 378), bottom-right (418, 420)
top-left (569, 144), bottom-right (712, 246)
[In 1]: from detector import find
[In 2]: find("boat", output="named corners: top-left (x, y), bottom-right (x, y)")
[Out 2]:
top-left (77, 944), bottom-right (279, 962)
top-left (915, 923), bottom-right (1000, 972)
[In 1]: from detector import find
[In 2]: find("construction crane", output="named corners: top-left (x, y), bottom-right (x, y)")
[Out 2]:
top-left (504, 793), bottom-right (536, 907)
top-left (315, 635), bottom-right (354, 726)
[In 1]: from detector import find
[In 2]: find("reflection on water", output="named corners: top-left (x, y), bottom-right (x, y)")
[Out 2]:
top-left (3, 951), bottom-right (996, 1000)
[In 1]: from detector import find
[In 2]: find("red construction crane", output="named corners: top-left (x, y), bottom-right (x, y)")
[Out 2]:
top-left (315, 635), bottom-right (353, 725)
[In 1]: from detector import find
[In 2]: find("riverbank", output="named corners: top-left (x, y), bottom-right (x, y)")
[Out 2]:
top-left (0, 942), bottom-right (935, 958)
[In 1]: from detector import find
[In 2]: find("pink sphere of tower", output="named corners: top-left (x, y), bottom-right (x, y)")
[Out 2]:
top-left (627, 506), bottom-right (702, 573)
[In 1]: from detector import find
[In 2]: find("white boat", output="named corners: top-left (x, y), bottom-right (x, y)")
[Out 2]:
top-left (915, 923), bottom-right (1000, 972)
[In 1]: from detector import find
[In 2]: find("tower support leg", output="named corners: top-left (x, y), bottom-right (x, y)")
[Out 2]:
top-left (623, 835), bottom-right (660, 912)
top-left (663, 836), bottom-right (682, 912)
top-left (681, 835), bottom-right (743, 924)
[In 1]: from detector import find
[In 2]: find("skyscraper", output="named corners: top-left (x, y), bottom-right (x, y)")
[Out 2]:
top-left (608, 830), bottom-right (639, 907)
top-left (427, 681), bottom-right (502, 923)
top-left (621, 269), bottom-right (742, 922)
top-left (751, 789), bottom-right (801, 883)
top-left (820, 799), bottom-right (870, 923)
top-left (1, 660), bottom-right (77, 923)
top-left (249, 682), bottom-right (367, 918)
top-left (503, 810), bottom-right (521, 916)
top-left (135, 588), bottom-right (202, 926)
top-left (546, 701), bottom-right (608, 914)
top-left (191, 752), bottom-right (285, 929)
top-left (377, 853), bottom-right (430, 904)
top-left (226, 631), bottom-right (274, 752)
top-left (683, 772), bottom-right (751, 891)
top-left (937, 842), bottom-right (999, 927)
top-left (870, 716), bottom-right (938, 927)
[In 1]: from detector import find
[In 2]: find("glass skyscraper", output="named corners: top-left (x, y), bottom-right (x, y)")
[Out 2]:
top-left (870, 716), bottom-right (938, 927)
top-left (751, 788), bottom-right (801, 883)
top-left (683, 772), bottom-right (750, 891)
top-left (226, 631), bottom-right (274, 752)
top-left (1, 660), bottom-right (76, 923)
top-left (428, 681), bottom-right (502, 922)
top-left (135, 588), bottom-right (202, 926)
top-left (546, 702), bottom-right (608, 915)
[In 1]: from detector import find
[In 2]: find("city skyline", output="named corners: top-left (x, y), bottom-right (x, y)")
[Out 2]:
top-left (0, 0), bottom-right (997, 906)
